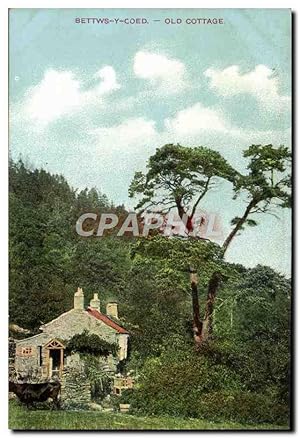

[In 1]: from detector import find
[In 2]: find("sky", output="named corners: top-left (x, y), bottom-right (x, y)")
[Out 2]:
top-left (9, 8), bottom-right (291, 275)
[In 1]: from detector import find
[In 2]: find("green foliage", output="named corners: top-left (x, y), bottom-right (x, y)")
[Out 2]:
top-left (129, 143), bottom-right (237, 213)
top-left (123, 261), bottom-right (290, 425)
top-left (125, 341), bottom-right (289, 424)
top-left (66, 330), bottom-right (118, 356)
top-left (231, 144), bottom-right (291, 226)
top-left (235, 144), bottom-right (291, 204)
top-left (211, 265), bottom-right (290, 405)
top-left (79, 353), bottom-right (113, 401)
top-left (131, 235), bottom-right (226, 285)
top-left (9, 160), bottom-right (77, 327)
top-left (121, 347), bottom-right (241, 418)
top-left (124, 236), bottom-right (230, 357)
top-left (9, 159), bottom-right (131, 329)
top-left (191, 390), bottom-right (289, 425)
top-left (65, 333), bottom-right (115, 400)
top-left (9, 158), bottom-right (290, 426)
top-left (71, 237), bottom-right (131, 303)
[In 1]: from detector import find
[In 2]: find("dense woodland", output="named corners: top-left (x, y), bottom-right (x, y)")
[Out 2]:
top-left (9, 143), bottom-right (291, 424)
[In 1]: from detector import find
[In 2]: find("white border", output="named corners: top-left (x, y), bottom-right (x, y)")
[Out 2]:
top-left (1, 1), bottom-right (297, 436)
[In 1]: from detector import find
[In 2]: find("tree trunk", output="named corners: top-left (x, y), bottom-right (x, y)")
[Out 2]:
top-left (222, 199), bottom-right (256, 254)
top-left (189, 269), bottom-right (203, 346)
top-left (175, 198), bottom-right (185, 220)
top-left (176, 199), bottom-right (194, 233)
top-left (202, 272), bottom-right (222, 341)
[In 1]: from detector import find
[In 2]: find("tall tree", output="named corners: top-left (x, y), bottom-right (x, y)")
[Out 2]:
top-left (204, 144), bottom-right (291, 345)
top-left (129, 143), bottom-right (291, 348)
top-left (126, 236), bottom-right (225, 351)
top-left (129, 143), bottom-right (237, 232)
top-left (129, 144), bottom-right (237, 347)
top-left (223, 144), bottom-right (291, 253)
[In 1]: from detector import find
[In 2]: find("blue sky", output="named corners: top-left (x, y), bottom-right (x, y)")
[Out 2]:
top-left (9, 8), bottom-right (291, 275)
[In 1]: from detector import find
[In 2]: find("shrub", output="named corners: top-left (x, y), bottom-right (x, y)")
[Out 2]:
top-left (81, 354), bottom-right (113, 402)
top-left (196, 390), bottom-right (289, 425)
top-left (124, 348), bottom-right (289, 425)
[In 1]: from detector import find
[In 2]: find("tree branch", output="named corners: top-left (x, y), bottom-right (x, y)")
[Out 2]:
top-left (190, 177), bottom-right (211, 219)
top-left (222, 198), bottom-right (257, 254)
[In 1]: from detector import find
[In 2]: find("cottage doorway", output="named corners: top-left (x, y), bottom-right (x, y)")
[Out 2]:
top-left (44, 339), bottom-right (65, 378)
top-left (49, 349), bottom-right (61, 377)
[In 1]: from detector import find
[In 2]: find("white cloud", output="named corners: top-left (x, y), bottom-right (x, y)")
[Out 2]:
top-left (163, 102), bottom-right (290, 172)
top-left (204, 65), bottom-right (290, 112)
top-left (90, 117), bottom-right (158, 154)
top-left (164, 101), bottom-right (291, 145)
top-left (23, 66), bottom-right (120, 126)
top-left (93, 66), bottom-right (120, 95)
top-left (86, 118), bottom-right (159, 196)
top-left (133, 51), bottom-right (187, 93)
top-left (164, 103), bottom-right (229, 136)
top-left (87, 103), bottom-right (290, 169)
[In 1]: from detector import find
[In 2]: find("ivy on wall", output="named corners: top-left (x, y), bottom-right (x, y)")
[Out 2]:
top-left (66, 330), bottom-right (118, 357)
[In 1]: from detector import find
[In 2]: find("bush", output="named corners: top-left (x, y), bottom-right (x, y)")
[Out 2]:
top-left (196, 390), bottom-right (289, 425)
top-left (80, 354), bottom-right (113, 402)
top-left (124, 347), bottom-right (289, 425)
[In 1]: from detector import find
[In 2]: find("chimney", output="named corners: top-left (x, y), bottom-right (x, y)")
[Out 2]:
top-left (106, 302), bottom-right (118, 319)
top-left (90, 293), bottom-right (100, 312)
top-left (74, 287), bottom-right (84, 310)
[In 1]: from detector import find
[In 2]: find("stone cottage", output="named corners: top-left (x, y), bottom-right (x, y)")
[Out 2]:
top-left (13, 288), bottom-right (129, 382)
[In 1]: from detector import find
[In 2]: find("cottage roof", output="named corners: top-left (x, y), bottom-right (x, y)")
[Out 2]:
top-left (86, 307), bottom-right (129, 334)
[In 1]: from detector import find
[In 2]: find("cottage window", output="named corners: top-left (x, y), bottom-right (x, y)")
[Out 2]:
top-left (21, 347), bottom-right (33, 356)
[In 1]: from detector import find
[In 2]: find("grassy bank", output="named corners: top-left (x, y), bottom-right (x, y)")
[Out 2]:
top-left (9, 401), bottom-right (289, 431)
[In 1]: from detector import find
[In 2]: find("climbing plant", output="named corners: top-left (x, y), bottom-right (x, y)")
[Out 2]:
top-left (66, 330), bottom-right (118, 357)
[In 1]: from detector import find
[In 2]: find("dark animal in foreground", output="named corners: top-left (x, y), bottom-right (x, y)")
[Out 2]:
top-left (9, 381), bottom-right (61, 408)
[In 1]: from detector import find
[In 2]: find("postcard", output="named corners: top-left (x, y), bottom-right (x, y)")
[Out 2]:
top-left (8, 8), bottom-right (292, 430)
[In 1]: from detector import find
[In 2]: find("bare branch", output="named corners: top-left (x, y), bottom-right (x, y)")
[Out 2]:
top-left (190, 177), bottom-right (211, 219)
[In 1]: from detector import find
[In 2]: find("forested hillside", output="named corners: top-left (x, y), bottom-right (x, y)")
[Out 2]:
top-left (9, 158), bottom-right (291, 425)
top-left (9, 159), bottom-right (131, 328)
